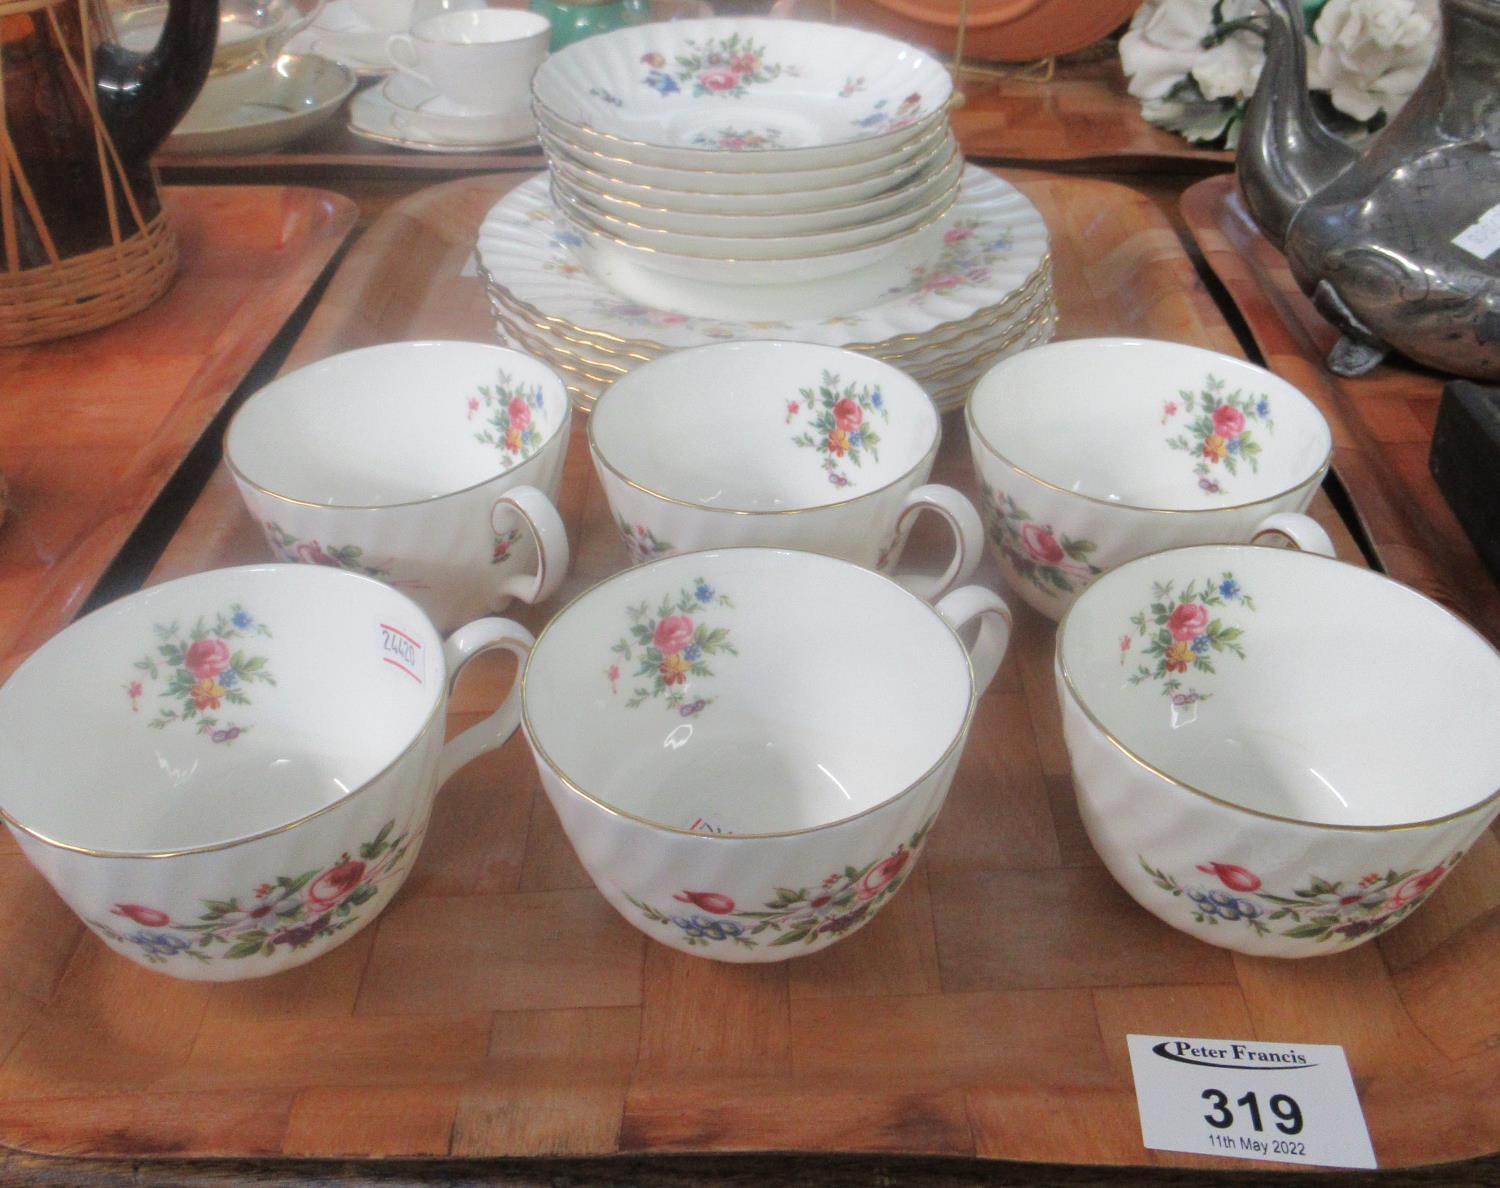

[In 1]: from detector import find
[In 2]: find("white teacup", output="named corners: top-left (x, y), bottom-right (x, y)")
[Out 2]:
top-left (967, 338), bottom-right (1336, 620)
top-left (226, 341), bottom-right (571, 635)
top-left (387, 9), bottom-right (551, 114)
top-left (350, 0), bottom-right (416, 30)
top-left (1057, 545), bottom-right (1500, 957)
top-left (520, 548), bottom-right (1012, 962)
top-left (589, 341), bottom-right (985, 602)
top-left (0, 565), bottom-right (533, 980)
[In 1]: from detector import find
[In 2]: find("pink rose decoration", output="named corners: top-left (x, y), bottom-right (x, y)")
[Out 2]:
top-left (674, 890), bottom-right (735, 915)
top-left (1020, 523), bottom-right (1065, 566)
top-left (859, 848), bottom-right (910, 899)
top-left (1389, 865), bottom-right (1448, 908)
top-left (1196, 862), bottom-right (1261, 893)
top-left (507, 398), bottom-right (531, 432)
top-left (833, 398), bottom-right (863, 433)
top-left (295, 541), bottom-right (337, 567)
top-left (641, 52), bottom-right (665, 67)
top-left (943, 225), bottom-right (973, 245)
top-left (698, 68), bottom-right (739, 92)
top-left (1167, 603), bottom-right (1209, 641)
top-left (184, 638), bottom-right (231, 679)
top-left (306, 859), bottom-right (366, 912)
top-left (652, 614), bottom-right (696, 655)
top-left (1212, 405), bottom-right (1246, 440)
top-left (728, 51), bottom-right (758, 75)
top-left (113, 903), bottom-right (170, 927)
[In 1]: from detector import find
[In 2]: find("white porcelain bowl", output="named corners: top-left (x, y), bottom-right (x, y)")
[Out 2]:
top-left (968, 339), bottom-right (1335, 620)
top-left (554, 139), bottom-right (962, 239)
top-left (0, 564), bottom-right (533, 980)
top-left (536, 113), bottom-right (948, 195)
top-left (551, 154), bottom-right (959, 261)
top-left (520, 548), bottom-right (1011, 961)
top-left (1057, 545), bottom-right (1500, 957)
top-left (531, 17), bottom-right (951, 170)
top-left (166, 53), bottom-right (356, 155)
top-left (546, 123), bottom-right (954, 219)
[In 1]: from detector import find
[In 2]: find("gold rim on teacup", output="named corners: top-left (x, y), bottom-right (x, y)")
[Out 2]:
top-left (519, 546), bottom-right (984, 841)
top-left (1054, 544), bottom-right (1500, 834)
top-left (222, 343), bottom-right (573, 513)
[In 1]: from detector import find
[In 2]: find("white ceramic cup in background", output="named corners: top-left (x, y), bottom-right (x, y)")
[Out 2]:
top-left (349, 0), bottom-right (416, 31)
top-left (967, 338), bottom-right (1336, 620)
top-left (226, 341), bottom-right (571, 635)
top-left (589, 341), bottom-right (985, 602)
top-left (0, 565), bottom-right (534, 980)
top-left (519, 548), bottom-right (1013, 962)
top-left (387, 9), bottom-right (551, 114)
top-left (1056, 545), bottom-right (1500, 958)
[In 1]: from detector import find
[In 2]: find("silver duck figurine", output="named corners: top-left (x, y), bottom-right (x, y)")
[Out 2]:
top-left (1237, 0), bottom-right (1500, 380)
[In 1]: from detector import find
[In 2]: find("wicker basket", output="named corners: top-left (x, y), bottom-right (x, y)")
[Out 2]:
top-left (0, 0), bottom-right (182, 347)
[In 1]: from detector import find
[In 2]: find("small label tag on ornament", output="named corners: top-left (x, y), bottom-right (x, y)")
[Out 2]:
top-left (1127, 1035), bottom-right (1375, 1169)
top-left (1452, 202), bottom-right (1500, 259)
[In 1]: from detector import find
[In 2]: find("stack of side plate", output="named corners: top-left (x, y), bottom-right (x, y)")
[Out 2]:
top-left (476, 165), bottom-right (1056, 414)
top-left (530, 17), bottom-right (965, 287)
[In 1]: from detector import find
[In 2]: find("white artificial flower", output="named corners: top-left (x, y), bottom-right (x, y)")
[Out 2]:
top-left (1120, 0), bottom-right (1263, 101)
top-left (1308, 0), bottom-right (1439, 122)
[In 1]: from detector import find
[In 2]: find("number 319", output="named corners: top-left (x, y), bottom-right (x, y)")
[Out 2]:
top-left (1202, 1089), bottom-right (1303, 1134)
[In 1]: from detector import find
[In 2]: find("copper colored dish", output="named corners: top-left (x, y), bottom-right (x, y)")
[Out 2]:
top-left (837, 0), bottom-right (1142, 62)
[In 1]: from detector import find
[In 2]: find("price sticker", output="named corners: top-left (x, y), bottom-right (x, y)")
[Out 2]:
top-left (1126, 1034), bottom-right (1375, 1169)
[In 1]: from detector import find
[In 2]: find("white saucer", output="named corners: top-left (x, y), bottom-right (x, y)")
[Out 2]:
top-left (381, 75), bottom-right (536, 145)
top-left (165, 54), bottom-right (356, 156)
top-left (288, 0), bottom-right (396, 76)
top-left (348, 80), bottom-right (538, 152)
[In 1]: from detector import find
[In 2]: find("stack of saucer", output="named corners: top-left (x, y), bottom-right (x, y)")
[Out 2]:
top-left (477, 17), bottom-right (1055, 411)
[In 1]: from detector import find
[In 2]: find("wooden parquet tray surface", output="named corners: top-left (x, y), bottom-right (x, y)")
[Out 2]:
top-left (0, 171), bottom-right (1494, 1174)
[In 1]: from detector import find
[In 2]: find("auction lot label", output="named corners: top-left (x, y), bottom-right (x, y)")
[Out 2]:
top-left (1127, 1034), bottom-right (1375, 1169)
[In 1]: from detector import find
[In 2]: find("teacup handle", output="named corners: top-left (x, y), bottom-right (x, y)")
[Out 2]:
top-left (437, 617), bottom-right (536, 785)
top-left (887, 484), bottom-right (985, 603)
top-left (933, 585), bottom-right (1013, 696)
top-left (1249, 511), bottom-right (1336, 557)
top-left (386, 34), bottom-right (433, 88)
top-left (490, 486), bottom-right (570, 606)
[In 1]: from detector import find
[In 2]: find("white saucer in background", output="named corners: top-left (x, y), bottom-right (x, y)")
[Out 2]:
top-left (348, 79), bottom-right (538, 152)
top-left (166, 54), bottom-right (357, 155)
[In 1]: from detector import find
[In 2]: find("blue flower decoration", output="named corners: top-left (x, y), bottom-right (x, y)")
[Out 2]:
top-left (130, 931), bottom-right (190, 960)
top-left (1256, 398), bottom-right (1270, 418)
top-left (694, 581), bottom-right (715, 603)
top-left (231, 610), bottom-right (253, 630)
top-left (219, 670), bottom-right (239, 689)
top-left (1191, 636), bottom-right (1211, 655)
top-left (554, 231), bottom-right (583, 249)
top-left (871, 388), bottom-right (884, 410)
top-left (682, 643), bottom-right (702, 663)
top-left (645, 71), bottom-right (679, 96)
top-left (1219, 579), bottom-right (1240, 600)
top-left (1227, 438), bottom-right (1241, 454)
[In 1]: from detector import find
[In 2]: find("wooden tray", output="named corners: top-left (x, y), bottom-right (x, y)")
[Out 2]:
top-left (1, 172), bottom-right (1495, 1179)
top-left (1181, 175), bottom-right (1500, 647)
top-left (0, 186), bottom-right (358, 683)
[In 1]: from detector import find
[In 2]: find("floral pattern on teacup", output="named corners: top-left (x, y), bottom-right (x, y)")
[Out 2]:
top-left (639, 34), bottom-right (796, 100)
top-left (1162, 374), bottom-right (1273, 496)
top-left (888, 219), bottom-right (1016, 300)
top-left (130, 605), bottom-right (275, 744)
top-left (491, 526), bottom-right (522, 565)
top-left (608, 580), bottom-right (735, 715)
top-left (982, 485), bottom-right (1101, 598)
top-left (788, 370), bottom-right (888, 487)
top-left (1126, 573), bottom-right (1253, 703)
top-left (851, 91), bottom-right (923, 133)
top-left (1140, 850), bottom-right (1464, 945)
top-left (627, 816), bottom-right (934, 950)
top-left (618, 518), bottom-right (675, 566)
top-left (471, 370), bottom-right (548, 463)
top-left (264, 521), bottom-right (395, 581)
top-left (89, 820), bottom-right (418, 964)
top-left (687, 125), bottom-right (785, 151)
